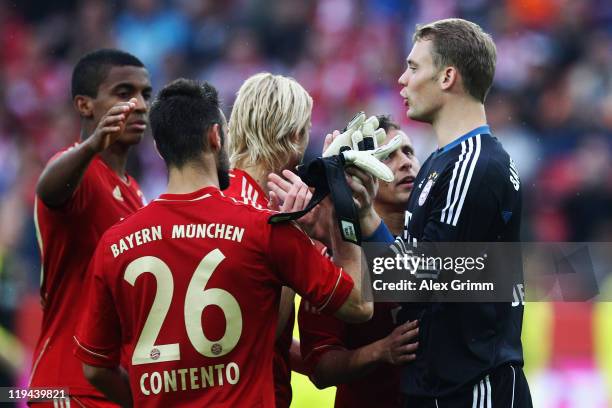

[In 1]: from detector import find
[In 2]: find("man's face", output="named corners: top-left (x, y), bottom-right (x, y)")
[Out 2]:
top-left (376, 129), bottom-right (420, 208)
top-left (216, 110), bottom-right (231, 190)
top-left (398, 39), bottom-right (443, 123)
top-left (91, 65), bottom-right (152, 146)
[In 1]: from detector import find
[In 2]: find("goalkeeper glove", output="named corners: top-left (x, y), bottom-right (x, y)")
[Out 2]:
top-left (323, 112), bottom-right (402, 183)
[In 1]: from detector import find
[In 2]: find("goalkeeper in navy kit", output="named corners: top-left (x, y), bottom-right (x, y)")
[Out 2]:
top-left (350, 18), bottom-right (533, 407)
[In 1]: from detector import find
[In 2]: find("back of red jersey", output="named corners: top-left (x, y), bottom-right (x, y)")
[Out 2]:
top-left (31, 150), bottom-right (144, 397)
top-left (225, 167), bottom-right (295, 407)
top-left (74, 187), bottom-right (353, 408)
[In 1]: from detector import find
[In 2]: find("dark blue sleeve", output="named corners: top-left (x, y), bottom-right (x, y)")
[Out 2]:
top-left (364, 220), bottom-right (394, 243)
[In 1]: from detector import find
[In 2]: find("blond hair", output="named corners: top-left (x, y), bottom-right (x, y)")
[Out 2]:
top-left (414, 18), bottom-right (497, 103)
top-left (229, 73), bottom-right (313, 171)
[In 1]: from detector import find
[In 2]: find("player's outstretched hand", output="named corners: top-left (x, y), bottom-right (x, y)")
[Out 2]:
top-left (268, 170), bottom-right (331, 244)
top-left (85, 98), bottom-right (137, 153)
top-left (268, 170), bottom-right (311, 211)
top-left (322, 130), bottom-right (341, 155)
top-left (375, 320), bottom-right (419, 365)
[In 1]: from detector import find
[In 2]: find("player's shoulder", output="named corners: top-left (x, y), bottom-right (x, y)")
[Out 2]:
top-left (441, 131), bottom-right (512, 180)
top-left (45, 143), bottom-right (79, 165)
top-left (100, 202), bottom-right (154, 241)
top-left (217, 190), bottom-right (276, 218)
top-left (478, 134), bottom-right (518, 184)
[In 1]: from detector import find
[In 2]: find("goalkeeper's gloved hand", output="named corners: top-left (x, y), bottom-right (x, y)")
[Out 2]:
top-left (322, 112), bottom-right (402, 183)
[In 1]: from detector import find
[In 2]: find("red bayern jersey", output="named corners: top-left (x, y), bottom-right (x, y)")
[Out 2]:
top-left (31, 147), bottom-right (145, 398)
top-left (73, 186), bottom-right (354, 408)
top-left (225, 168), bottom-right (294, 408)
top-left (298, 301), bottom-right (403, 408)
top-left (225, 168), bottom-right (266, 209)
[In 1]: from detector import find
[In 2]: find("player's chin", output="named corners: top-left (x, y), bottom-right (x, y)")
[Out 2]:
top-left (393, 189), bottom-right (412, 203)
top-left (407, 108), bottom-right (420, 120)
top-left (118, 130), bottom-right (145, 145)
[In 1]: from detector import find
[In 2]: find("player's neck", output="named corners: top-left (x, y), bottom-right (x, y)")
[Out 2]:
top-left (375, 203), bottom-right (405, 236)
top-left (99, 147), bottom-right (129, 182)
top-left (432, 98), bottom-right (487, 149)
top-left (166, 161), bottom-right (220, 195)
top-left (80, 125), bottom-right (131, 181)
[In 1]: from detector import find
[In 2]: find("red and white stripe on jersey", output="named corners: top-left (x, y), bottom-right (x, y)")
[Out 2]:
top-left (228, 169), bottom-right (266, 209)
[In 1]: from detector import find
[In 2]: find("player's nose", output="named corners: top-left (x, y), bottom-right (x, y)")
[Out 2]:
top-left (399, 153), bottom-right (412, 170)
top-left (133, 94), bottom-right (148, 112)
top-left (398, 69), bottom-right (409, 87)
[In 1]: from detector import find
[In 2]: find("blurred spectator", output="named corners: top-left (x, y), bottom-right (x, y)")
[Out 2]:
top-left (115, 0), bottom-right (190, 87)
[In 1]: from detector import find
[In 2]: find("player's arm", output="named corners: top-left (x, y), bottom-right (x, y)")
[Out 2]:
top-left (268, 208), bottom-right (372, 324)
top-left (276, 287), bottom-right (295, 339)
top-left (289, 338), bottom-right (309, 375)
top-left (346, 167), bottom-right (393, 242)
top-left (311, 320), bottom-right (418, 388)
top-left (74, 239), bottom-right (126, 404)
top-left (328, 209), bottom-right (373, 323)
top-left (82, 364), bottom-right (132, 407)
top-left (36, 99), bottom-right (136, 208)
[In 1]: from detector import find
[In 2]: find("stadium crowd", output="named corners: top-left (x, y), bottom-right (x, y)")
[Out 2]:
top-left (0, 0), bottom-right (611, 406)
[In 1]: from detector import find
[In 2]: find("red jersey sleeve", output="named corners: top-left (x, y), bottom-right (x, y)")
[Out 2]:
top-left (298, 299), bottom-right (347, 375)
top-left (73, 239), bottom-right (121, 368)
top-left (267, 221), bottom-right (354, 315)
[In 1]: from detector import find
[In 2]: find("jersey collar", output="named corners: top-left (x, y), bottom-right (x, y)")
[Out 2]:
top-left (96, 155), bottom-right (132, 186)
top-left (438, 125), bottom-right (491, 154)
top-left (155, 186), bottom-right (219, 202)
top-left (230, 168), bottom-right (269, 207)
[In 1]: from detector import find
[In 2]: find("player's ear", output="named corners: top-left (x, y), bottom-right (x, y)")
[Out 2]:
top-left (208, 124), bottom-right (222, 152)
top-left (74, 95), bottom-right (94, 119)
top-left (289, 131), bottom-right (300, 146)
top-left (290, 128), bottom-right (308, 150)
top-left (439, 66), bottom-right (458, 91)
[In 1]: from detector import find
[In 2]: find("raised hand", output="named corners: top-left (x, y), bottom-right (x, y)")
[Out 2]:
top-left (85, 98), bottom-right (137, 153)
top-left (268, 170), bottom-right (331, 244)
top-left (323, 113), bottom-right (403, 183)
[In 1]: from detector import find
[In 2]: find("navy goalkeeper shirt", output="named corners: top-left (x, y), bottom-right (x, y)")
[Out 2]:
top-left (371, 125), bottom-right (525, 397)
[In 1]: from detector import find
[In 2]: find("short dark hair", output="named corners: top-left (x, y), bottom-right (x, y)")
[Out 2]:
top-left (413, 18), bottom-right (496, 103)
top-left (150, 78), bottom-right (223, 168)
top-left (376, 115), bottom-right (401, 133)
top-left (71, 49), bottom-right (144, 99)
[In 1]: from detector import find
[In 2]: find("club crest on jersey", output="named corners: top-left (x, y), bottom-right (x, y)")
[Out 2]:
top-left (211, 343), bottom-right (223, 355)
top-left (418, 172), bottom-right (438, 206)
top-left (150, 348), bottom-right (160, 360)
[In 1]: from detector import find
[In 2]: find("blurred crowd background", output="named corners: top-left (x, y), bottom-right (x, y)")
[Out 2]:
top-left (0, 0), bottom-right (611, 406)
